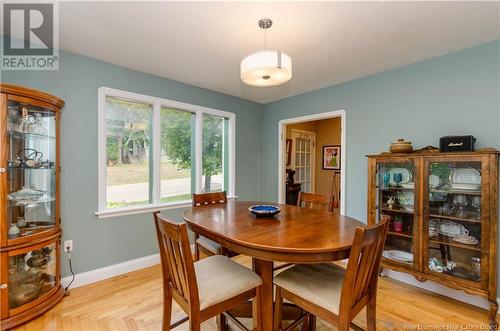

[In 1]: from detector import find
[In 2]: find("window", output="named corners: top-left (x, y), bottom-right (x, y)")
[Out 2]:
top-left (97, 87), bottom-right (235, 218)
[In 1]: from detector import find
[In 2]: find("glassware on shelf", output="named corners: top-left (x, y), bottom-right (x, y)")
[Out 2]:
top-left (7, 244), bottom-right (56, 309)
top-left (393, 172), bottom-right (403, 187)
top-left (453, 194), bottom-right (468, 217)
top-left (471, 257), bottom-right (481, 281)
top-left (8, 186), bottom-right (47, 205)
top-left (8, 223), bottom-right (20, 239)
top-left (471, 196), bottom-right (481, 219)
top-left (394, 215), bottom-right (403, 233)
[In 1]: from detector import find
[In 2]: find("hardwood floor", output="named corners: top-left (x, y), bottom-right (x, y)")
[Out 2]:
top-left (13, 255), bottom-right (497, 331)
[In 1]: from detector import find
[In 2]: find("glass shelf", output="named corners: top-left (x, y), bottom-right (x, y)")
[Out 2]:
top-left (8, 167), bottom-right (55, 172)
top-left (8, 198), bottom-right (56, 208)
top-left (9, 131), bottom-right (55, 140)
top-left (430, 188), bottom-right (481, 196)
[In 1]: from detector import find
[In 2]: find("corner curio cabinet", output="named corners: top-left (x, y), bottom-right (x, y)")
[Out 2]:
top-left (0, 84), bottom-right (64, 330)
top-left (368, 150), bottom-right (499, 328)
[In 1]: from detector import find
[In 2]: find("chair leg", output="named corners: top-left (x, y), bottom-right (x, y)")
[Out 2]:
top-left (189, 323), bottom-right (201, 331)
top-left (194, 234), bottom-right (200, 261)
top-left (162, 287), bottom-right (172, 331)
top-left (273, 287), bottom-right (283, 331)
top-left (366, 297), bottom-right (377, 331)
top-left (307, 315), bottom-right (316, 331)
top-left (217, 313), bottom-right (227, 331)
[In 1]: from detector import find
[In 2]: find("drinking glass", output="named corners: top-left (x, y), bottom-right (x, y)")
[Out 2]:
top-left (453, 195), bottom-right (468, 217)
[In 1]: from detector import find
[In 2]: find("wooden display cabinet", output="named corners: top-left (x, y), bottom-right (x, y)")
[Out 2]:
top-left (0, 84), bottom-right (64, 330)
top-left (367, 150), bottom-right (499, 327)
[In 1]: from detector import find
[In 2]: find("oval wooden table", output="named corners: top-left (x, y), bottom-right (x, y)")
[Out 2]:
top-left (182, 200), bottom-right (365, 331)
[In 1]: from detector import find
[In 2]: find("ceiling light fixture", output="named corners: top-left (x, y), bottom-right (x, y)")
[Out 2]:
top-left (240, 18), bottom-right (292, 87)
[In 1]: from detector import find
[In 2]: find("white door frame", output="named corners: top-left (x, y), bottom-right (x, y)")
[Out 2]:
top-left (290, 128), bottom-right (316, 193)
top-left (278, 109), bottom-right (346, 215)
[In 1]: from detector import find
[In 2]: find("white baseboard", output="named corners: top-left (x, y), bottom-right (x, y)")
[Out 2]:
top-left (383, 268), bottom-right (499, 311)
top-left (61, 244), bottom-right (196, 290)
top-left (61, 253), bottom-right (161, 289)
top-left (61, 253), bottom-right (499, 313)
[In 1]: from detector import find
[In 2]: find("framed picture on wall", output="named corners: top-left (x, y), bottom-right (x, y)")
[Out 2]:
top-left (286, 139), bottom-right (292, 166)
top-left (323, 145), bottom-right (341, 170)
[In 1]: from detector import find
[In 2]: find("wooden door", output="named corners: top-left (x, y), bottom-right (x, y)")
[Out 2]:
top-left (291, 129), bottom-right (315, 193)
top-left (422, 155), bottom-right (488, 291)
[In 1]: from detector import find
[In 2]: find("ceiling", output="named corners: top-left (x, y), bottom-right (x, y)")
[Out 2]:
top-left (5, 1), bottom-right (500, 103)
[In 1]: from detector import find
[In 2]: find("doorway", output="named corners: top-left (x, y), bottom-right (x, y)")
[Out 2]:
top-left (278, 110), bottom-right (346, 215)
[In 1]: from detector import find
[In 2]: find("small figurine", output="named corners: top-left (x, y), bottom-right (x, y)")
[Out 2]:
top-left (387, 196), bottom-right (395, 209)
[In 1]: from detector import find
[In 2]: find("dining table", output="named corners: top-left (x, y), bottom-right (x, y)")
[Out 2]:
top-left (182, 200), bottom-right (365, 331)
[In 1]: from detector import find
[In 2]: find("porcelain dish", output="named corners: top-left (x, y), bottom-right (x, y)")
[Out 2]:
top-left (383, 250), bottom-right (414, 262)
top-left (450, 168), bottom-right (481, 185)
top-left (397, 191), bottom-right (414, 211)
top-left (248, 205), bottom-right (281, 217)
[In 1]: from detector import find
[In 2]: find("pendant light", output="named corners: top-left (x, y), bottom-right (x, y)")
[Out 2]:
top-left (240, 18), bottom-right (292, 87)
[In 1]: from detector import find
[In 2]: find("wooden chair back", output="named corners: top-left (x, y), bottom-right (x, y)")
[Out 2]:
top-left (297, 192), bottom-right (333, 212)
top-left (339, 219), bottom-right (389, 324)
top-left (192, 191), bottom-right (227, 207)
top-left (154, 212), bottom-right (200, 312)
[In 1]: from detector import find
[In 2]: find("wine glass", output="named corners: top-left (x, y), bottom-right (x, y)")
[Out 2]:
top-left (393, 172), bottom-right (403, 187)
top-left (471, 196), bottom-right (481, 219)
top-left (453, 194), bottom-right (468, 217)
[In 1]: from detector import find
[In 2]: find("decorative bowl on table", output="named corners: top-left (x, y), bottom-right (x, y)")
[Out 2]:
top-left (248, 205), bottom-right (281, 218)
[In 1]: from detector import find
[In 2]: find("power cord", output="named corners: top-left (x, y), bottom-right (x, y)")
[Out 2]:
top-left (63, 249), bottom-right (75, 296)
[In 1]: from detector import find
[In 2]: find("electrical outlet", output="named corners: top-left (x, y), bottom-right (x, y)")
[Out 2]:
top-left (64, 240), bottom-right (73, 252)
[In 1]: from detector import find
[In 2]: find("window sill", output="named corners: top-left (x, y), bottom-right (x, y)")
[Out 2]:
top-left (95, 196), bottom-right (238, 219)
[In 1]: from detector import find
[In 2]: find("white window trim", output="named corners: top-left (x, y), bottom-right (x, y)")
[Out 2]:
top-left (96, 87), bottom-right (236, 219)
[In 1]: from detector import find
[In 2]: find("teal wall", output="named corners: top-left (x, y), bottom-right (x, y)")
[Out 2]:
top-left (2, 50), bottom-right (263, 277)
top-left (261, 40), bottom-right (500, 294)
top-left (3, 39), bottom-right (499, 281)
top-left (261, 40), bottom-right (500, 222)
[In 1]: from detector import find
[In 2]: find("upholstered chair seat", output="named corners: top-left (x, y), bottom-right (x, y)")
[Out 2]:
top-left (273, 263), bottom-right (345, 315)
top-left (195, 236), bottom-right (222, 255)
top-left (195, 255), bottom-right (262, 310)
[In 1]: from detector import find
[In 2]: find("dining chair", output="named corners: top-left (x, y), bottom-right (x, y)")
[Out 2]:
top-left (192, 191), bottom-right (228, 261)
top-left (296, 192), bottom-right (333, 212)
top-left (154, 212), bottom-right (262, 331)
top-left (272, 219), bottom-right (389, 331)
top-left (273, 192), bottom-right (335, 272)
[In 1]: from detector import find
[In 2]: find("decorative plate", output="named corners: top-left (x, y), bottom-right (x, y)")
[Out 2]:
top-left (383, 250), bottom-right (414, 262)
top-left (429, 174), bottom-right (441, 188)
top-left (450, 183), bottom-right (481, 191)
top-left (397, 191), bottom-right (414, 211)
top-left (388, 168), bottom-right (412, 186)
top-left (248, 205), bottom-right (281, 217)
top-left (450, 168), bottom-right (481, 185)
top-left (453, 235), bottom-right (479, 245)
top-left (438, 221), bottom-right (469, 237)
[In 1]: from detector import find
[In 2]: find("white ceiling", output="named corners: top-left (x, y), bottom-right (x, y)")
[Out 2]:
top-left (6, 1), bottom-right (500, 103)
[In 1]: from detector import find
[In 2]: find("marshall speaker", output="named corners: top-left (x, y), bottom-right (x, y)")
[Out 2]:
top-left (440, 135), bottom-right (476, 152)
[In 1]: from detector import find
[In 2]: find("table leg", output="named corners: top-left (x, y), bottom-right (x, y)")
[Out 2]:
top-left (252, 258), bottom-right (274, 331)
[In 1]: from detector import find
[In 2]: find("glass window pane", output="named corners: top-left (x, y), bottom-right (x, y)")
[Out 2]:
top-left (160, 108), bottom-right (194, 203)
top-left (105, 96), bottom-right (152, 209)
top-left (202, 114), bottom-right (225, 193)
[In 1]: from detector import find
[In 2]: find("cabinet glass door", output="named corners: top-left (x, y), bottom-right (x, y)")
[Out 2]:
top-left (426, 161), bottom-right (483, 284)
top-left (376, 160), bottom-right (417, 269)
top-left (6, 101), bottom-right (56, 242)
top-left (7, 242), bottom-right (57, 310)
